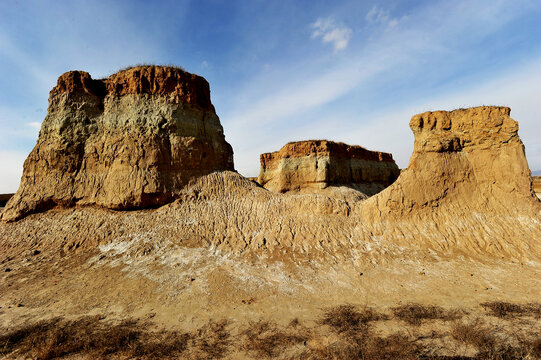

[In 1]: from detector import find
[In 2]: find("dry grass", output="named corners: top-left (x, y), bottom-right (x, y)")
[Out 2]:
top-left (241, 320), bottom-right (308, 358)
top-left (392, 304), bottom-right (463, 326)
top-left (116, 64), bottom-right (186, 73)
top-left (318, 304), bottom-right (385, 333)
top-left (450, 319), bottom-right (541, 359)
top-left (305, 305), bottom-right (423, 359)
top-left (0, 317), bottom-right (190, 359)
top-left (189, 319), bottom-right (231, 359)
top-left (297, 336), bottom-right (422, 360)
top-left (480, 301), bottom-right (541, 319)
top-left (1, 303), bottom-right (540, 359)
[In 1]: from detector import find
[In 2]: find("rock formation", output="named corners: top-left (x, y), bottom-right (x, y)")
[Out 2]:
top-left (0, 194), bottom-right (13, 208)
top-left (362, 106), bottom-right (539, 219)
top-left (1, 66), bottom-right (234, 221)
top-left (257, 140), bottom-right (400, 195)
top-left (534, 176), bottom-right (541, 199)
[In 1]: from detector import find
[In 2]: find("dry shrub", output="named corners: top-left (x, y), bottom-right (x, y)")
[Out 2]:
top-left (297, 331), bottom-right (422, 360)
top-left (241, 320), bottom-right (308, 358)
top-left (480, 301), bottom-right (541, 319)
top-left (450, 319), bottom-right (498, 353)
top-left (450, 319), bottom-right (541, 360)
top-left (3, 307), bottom-right (540, 359)
top-left (392, 304), bottom-right (462, 326)
top-left (0, 317), bottom-right (189, 359)
top-left (190, 319), bottom-right (230, 359)
top-left (117, 64), bottom-right (186, 73)
top-left (318, 305), bottom-right (385, 333)
top-left (301, 305), bottom-right (422, 360)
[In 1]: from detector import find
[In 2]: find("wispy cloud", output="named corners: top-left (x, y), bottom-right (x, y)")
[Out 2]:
top-left (26, 122), bottom-right (41, 130)
top-left (224, 0), bottom-right (540, 176)
top-left (366, 5), bottom-right (399, 28)
top-left (311, 18), bottom-right (352, 51)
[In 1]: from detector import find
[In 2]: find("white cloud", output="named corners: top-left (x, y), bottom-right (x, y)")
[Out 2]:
top-left (311, 18), bottom-right (352, 51)
top-left (27, 122), bottom-right (41, 130)
top-left (366, 6), bottom-right (390, 24)
top-left (225, 0), bottom-right (539, 177)
top-left (366, 5), bottom-right (400, 30)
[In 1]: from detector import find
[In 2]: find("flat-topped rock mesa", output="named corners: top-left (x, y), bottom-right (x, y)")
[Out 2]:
top-left (1, 66), bottom-right (234, 221)
top-left (258, 140), bottom-right (400, 196)
top-left (364, 106), bottom-right (539, 219)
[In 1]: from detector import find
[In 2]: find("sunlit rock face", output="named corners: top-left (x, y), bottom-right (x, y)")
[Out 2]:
top-left (362, 106), bottom-right (538, 219)
top-left (1, 66), bottom-right (234, 221)
top-left (258, 140), bottom-right (400, 196)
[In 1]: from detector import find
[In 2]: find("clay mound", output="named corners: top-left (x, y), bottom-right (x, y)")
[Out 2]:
top-left (258, 140), bottom-right (400, 197)
top-left (1, 66), bottom-right (234, 221)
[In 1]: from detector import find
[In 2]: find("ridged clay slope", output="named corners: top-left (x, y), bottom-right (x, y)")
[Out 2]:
top-left (258, 140), bottom-right (400, 197)
top-left (1, 66), bottom-right (234, 221)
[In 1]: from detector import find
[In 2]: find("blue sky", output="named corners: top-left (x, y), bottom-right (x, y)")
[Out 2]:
top-left (1, 0), bottom-right (541, 192)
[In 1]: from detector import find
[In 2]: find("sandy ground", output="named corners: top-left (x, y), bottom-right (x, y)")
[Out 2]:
top-left (1, 234), bottom-right (540, 333)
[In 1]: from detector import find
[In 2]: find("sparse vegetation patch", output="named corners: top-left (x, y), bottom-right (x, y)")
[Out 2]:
top-left (392, 304), bottom-right (463, 326)
top-left (1, 304), bottom-right (540, 359)
top-left (480, 301), bottom-right (541, 319)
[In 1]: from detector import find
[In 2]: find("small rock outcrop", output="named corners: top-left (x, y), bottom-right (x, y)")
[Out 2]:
top-left (257, 140), bottom-right (400, 195)
top-left (1, 66), bottom-right (234, 221)
top-left (534, 176), bottom-right (541, 199)
top-left (0, 194), bottom-right (13, 208)
top-left (363, 106), bottom-right (538, 218)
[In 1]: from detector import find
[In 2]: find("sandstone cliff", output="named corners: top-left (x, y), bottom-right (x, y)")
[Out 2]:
top-left (362, 106), bottom-right (538, 219)
top-left (258, 140), bottom-right (400, 196)
top-left (1, 74), bottom-right (539, 260)
top-left (1, 66), bottom-right (234, 221)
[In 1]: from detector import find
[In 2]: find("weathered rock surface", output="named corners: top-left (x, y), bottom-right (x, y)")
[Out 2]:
top-left (362, 106), bottom-right (539, 219)
top-left (257, 140), bottom-right (400, 196)
top-left (1, 66), bottom-right (234, 221)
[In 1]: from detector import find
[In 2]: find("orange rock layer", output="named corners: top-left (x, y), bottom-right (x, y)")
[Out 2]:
top-left (51, 66), bottom-right (214, 110)
top-left (260, 140), bottom-right (395, 163)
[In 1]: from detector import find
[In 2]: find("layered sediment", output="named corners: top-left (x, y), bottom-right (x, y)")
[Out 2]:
top-left (362, 106), bottom-right (538, 219)
top-left (1, 66), bottom-right (234, 221)
top-left (258, 140), bottom-right (400, 195)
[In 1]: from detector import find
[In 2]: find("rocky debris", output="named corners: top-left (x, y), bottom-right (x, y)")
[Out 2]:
top-left (1, 66), bottom-right (234, 221)
top-left (257, 140), bottom-right (400, 195)
top-left (363, 106), bottom-right (539, 218)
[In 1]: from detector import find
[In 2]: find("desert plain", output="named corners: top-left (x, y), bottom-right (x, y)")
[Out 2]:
top-left (1, 66), bottom-right (540, 359)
